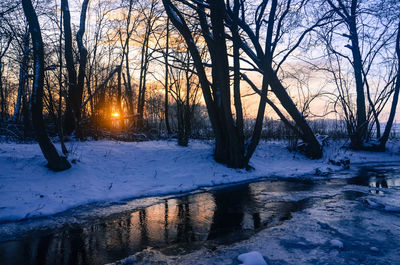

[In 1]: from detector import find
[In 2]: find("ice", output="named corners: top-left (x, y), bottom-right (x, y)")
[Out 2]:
top-left (238, 251), bottom-right (267, 265)
top-left (370, 247), bottom-right (379, 252)
top-left (329, 239), bottom-right (344, 249)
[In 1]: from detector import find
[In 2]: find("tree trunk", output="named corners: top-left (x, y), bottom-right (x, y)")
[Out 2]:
top-left (232, 0), bottom-right (245, 160)
top-left (13, 30), bottom-right (30, 121)
top-left (378, 21), bottom-right (400, 151)
top-left (267, 68), bottom-right (322, 158)
top-left (22, 78), bottom-right (32, 138)
top-left (137, 23), bottom-right (151, 127)
top-left (226, 0), bottom-right (322, 159)
top-left (117, 67), bottom-right (122, 118)
top-left (75, 0), bottom-right (90, 136)
top-left (164, 18), bottom-right (172, 134)
top-left (184, 61), bottom-right (192, 143)
top-left (22, 0), bottom-right (71, 171)
top-left (61, 0), bottom-right (78, 135)
top-left (177, 101), bottom-right (186, 146)
top-left (58, 9), bottom-right (68, 154)
top-left (124, 46), bottom-right (134, 114)
top-left (0, 61), bottom-right (4, 121)
top-left (0, 37), bottom-right (11, 121)
top-left (243, 0), bottom-right (275, 165)
top-left (164, 0), bottom-right (247, 168)
top-left (348, 17), bottom-right (367, 149)
top-left (208, 0), bottom-right (245, 168)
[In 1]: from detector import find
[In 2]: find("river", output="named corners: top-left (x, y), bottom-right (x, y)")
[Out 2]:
top-left (1, 163), bottom-right (399, 265)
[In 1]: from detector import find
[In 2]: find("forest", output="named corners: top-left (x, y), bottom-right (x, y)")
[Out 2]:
top-left (0, 1), bottom-right (400, 264)
top-left (0, 0), bottom-right (398, 171)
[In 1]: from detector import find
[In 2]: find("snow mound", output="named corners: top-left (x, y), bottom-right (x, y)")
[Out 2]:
top-left (237, 251), bottom-right (267, 265)
top-left (329, 239), bottom-right (344, 249)
top-left (364, 199), bottom-right (400, 212)
top-left (370, 247), bottom-right (379, 252)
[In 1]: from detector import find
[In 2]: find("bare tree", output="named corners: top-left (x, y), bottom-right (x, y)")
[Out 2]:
top-left (225, 0), bottom-right (326, 159)
top-left (163, 0), bottom-right (283, 167)
top-left (164, 18), bottom-right (172, 134)
top-left (325, 0), bottom-right (367, 149)
top-left (168, 48), bottom-right (201, 146)
top-left (12, 29), bottom-right (30, 121)
top-left (21, 0), bottom-right (71, 171)
top-left (61, 0), bottom-right (89, 136)
top-left (0, 25), bottom-right (12, 121)
top-left (136, 0), bottom-right (162, 127)
top-left (378, 20), bottom-right (400, 150)
top-left (321, 0), bottom-right (399, 150)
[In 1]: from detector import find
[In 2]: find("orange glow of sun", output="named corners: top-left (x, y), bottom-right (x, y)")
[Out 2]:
top-left (111, 112), bottom-right (120, 118)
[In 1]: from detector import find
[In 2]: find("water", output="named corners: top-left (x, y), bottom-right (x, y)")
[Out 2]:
top-left (0, 164), bottom-right (399, 265)
top-left (348, 165), bottom-right (400, 189)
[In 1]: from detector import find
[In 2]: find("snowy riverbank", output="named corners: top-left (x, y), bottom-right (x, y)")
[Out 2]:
top-left (1, 139), bottom-right (399, 222)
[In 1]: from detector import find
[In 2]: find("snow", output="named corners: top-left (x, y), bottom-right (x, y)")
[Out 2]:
top-left (329, 239), bottom-right (344, 249)
top-left (364, 198), bottom-right (400, 212)
top-left (238, 251), bottom-right (268, 265)
top-left (112, 162), bottom-right (400, 265)
top-left (0, 139), bottom-right (400, 222)
top-left (370, 247), bottom-right (379, 252)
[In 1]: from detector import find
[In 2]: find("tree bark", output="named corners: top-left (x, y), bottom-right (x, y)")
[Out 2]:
top-left (75, 0), bottom-right (90, 136)
top-left (13, 30), bottom-right (30, 121)
top-left (22, 0), bottom-right (71, 171)
top-left (0, 37), bottom-right (11, 121)
top-left (61, 0), bottom-right (78, 135)
top-left (164, 18), bottom-right (172, 134)
top-left (137, 22), bottom-right (151, 126)
top-left (58, 8), bottom-right (67, 154)
top-left (379, 20), bottom-right (400, 150)
top-left (267, 68), bottom-right (322, 158)
top-left (348, 14), bottom-right (367, 149)
top-left (0, 61), bottom-right (4, 121)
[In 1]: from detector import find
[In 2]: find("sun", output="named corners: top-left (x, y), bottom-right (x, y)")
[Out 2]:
top-left (111, 112), bottom-right (120, 118)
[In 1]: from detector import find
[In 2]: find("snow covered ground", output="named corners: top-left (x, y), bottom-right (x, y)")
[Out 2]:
top-left (1, 139), bottom-right (400, 222)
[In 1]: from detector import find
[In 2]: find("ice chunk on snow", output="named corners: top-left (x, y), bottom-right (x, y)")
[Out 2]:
top-left (330, 239), bottom-right (343, 249)
top-left (370, 247), bottom-right (379, 252)
top-left (364, 199), bottom-right (400, 212)
top-left (237, 251), bottom-right (267, 265)
top-left (384, 205), bottom-right (400, 212)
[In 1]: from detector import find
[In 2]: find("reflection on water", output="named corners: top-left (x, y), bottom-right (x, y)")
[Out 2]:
top-left (1, 165), bottom-right (399, 265)
top-left (347, 165), bottom-right (400, 190)
top-left (0, 180), bottom-right (315, 265)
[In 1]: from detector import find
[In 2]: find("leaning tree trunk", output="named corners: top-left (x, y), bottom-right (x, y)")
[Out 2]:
top-left (22, 0), bottom-right (71, 171)
top-left (225, 0), bottom-right (322, 159)
top-left (378, 20), bottom-right (400, 151)
top-left (267, 68), bottom-right (322, 158)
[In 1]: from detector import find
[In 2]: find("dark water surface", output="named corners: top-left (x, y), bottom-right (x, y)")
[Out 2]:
top-left (0, 164), bottom-right (399, 265)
